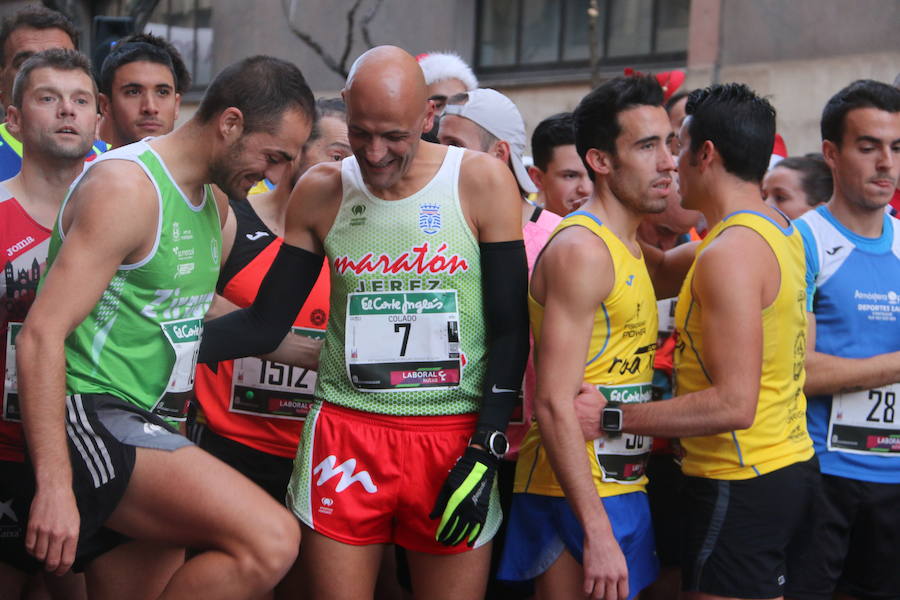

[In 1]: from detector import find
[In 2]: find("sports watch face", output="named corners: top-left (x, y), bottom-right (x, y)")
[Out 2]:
top-left (489, 431), bottom-right (510, 457)
top-left (602, 407), bottom-right (623, 432)
top-left (473, 429), bottom-right (509, 459)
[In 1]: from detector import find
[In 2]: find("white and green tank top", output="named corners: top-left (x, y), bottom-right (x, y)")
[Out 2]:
top-left (317, 145), bottom-right (486, 415)
top-left (47, 141), bottom-right (221, 420)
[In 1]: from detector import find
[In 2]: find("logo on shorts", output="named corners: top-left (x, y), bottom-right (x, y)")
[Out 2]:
top-left (0, 499), bottom-right (18, 522)
top-left (313, 455), bottom-right (378, 493)
top-left (143, 423), bottom-right (165, 436)
top-left (419, 203), bottom-right (441, 235)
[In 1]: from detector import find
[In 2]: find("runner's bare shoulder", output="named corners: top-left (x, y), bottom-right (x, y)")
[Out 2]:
top-left (285, 160), bottom-right (344, 246)
top-left (61, 159), bottom-right (157, 231)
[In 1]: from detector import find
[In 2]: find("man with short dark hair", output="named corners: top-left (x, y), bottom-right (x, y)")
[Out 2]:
top-left (0, 47), bottom-right (96, 600)
top-left (528, 112), bottom-right (592, 216)
top-left (498, 75), bottom-right (686, 600)
top-left (577, 83), bottom-right (818, 600)
top-left (0, 5), bottom-right (106, 179)
top-left (297, 97), bottom-right (351, 174)
top-left (98, 32), bottom-right (191, 149)
top-left (15, 55), bottom-right (314, 598)
top-left (786, 79), bottom-right (900, 600)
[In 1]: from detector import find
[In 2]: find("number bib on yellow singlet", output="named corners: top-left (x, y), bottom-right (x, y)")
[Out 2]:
top-left (3, 322), bottom-right (22, 422)
top-left (828, 384), bottom-right (900, 456)
top-left (345, 291), bottom-right (462, 392)
top-left (154, 317), bottom-right (203, 421)
top-left (593, 383), bottom-right (653, 483)
top-left (230, 327), bottom-right (324, 420)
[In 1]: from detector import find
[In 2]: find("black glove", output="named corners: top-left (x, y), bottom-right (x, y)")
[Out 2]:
top-left (429, 446), bottom-right (498, 546)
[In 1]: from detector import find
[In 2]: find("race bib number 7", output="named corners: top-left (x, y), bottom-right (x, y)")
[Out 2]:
top-left (828, 384), bottom-right (900, 455)
top-left (345, 291), bottom-right (462, 392)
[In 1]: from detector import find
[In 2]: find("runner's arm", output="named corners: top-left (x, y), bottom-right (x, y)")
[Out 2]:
top-left (614, 228), bottom-right (772, 437)
top-left (532, 229), bottom-right (628, 600)
top-left (460, 153), bottom-right (528, 433)
top-left (16, 163), bottom-right (157, 574)
top-left (641, 239), bottom-right (698, 299)
top-left (197, 165), bottom-right (337, 363)
top-left (804, 312), bottom-right (900, 395)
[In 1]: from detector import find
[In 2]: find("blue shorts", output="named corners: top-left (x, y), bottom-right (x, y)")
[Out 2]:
top-left (497, 491), bottom-right (659, 599)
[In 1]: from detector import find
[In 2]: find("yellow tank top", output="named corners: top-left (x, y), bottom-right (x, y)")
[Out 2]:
top-left (675, 210), bottom-right (813, 479)
top-left (514, 211), bottom-right (658, 498)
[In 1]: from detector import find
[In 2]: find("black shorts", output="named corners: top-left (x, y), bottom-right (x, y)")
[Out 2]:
top-left (681, 458), bottom-right (820, 599)
top-left (66, 393), bottom-right (192, 567)
top-left (786, 473), bottom-right (900, 600)
top-left (646, 452), bottom-right (684, 568)
top-left (193, 424), bottom-right (293, 503)
top-left (0, 459), bottom-right (42, 573)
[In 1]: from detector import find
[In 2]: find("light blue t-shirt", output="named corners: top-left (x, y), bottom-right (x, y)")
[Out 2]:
top-left (796, 205), bottom-right (900, 483)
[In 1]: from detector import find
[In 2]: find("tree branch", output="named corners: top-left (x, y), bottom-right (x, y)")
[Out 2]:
top-left (339, 0), bottom-right (366, 75)
top-left (282, 0), bottom-right (346, 76)
top-left (361, 0), bottom-right (384, 49)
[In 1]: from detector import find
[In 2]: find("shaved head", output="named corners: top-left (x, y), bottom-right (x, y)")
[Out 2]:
top-left (345, 45), bottom-right (427, 108)
top-left (342, 45), bottom-right (436, 193)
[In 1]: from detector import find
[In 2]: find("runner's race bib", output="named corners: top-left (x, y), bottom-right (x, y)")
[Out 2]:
top-left (154, 317), bottom-right (203, 420)
top-left (828, 384), bottom-right (900, 455)
top-left (3, 322), bottom-right (22, 422)
top-left (230, 327), bottom-right (324, 420)
top-left (593, 383), bottom-right (653, 483)
top-left (345, 291), bottom-right (462, 392)
top-left (657, 298), bottom-right (677, 335)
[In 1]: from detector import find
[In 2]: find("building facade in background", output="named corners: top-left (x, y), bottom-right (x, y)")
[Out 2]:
top-left (1, 0), bottom-right (897, 154)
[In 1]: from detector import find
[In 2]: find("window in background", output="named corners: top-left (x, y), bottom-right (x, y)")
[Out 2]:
top-left (476, 0), bottom-right (689, 75)
top-left (145, 0), bottom-right (213, 88)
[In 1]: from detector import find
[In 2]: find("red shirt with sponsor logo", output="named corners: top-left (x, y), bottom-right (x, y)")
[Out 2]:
top-left (193, 199), bottom-right (330, 458)
top-left (1, 187), bottom-right (51, 462)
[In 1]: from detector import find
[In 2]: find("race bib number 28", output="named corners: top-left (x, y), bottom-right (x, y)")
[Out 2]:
top-left (828, 384), bottom-right (900, 455)
top-left (345, 291), bottom-right (462, 392)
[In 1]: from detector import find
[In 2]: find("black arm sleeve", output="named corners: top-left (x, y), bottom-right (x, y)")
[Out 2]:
top-left (198, 243), bottom-right (325, 363)
top-left (477, 240), bottom-right (531, 433)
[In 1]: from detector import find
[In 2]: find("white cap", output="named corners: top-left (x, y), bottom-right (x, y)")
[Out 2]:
top-left (417, 52), bottom-right (478, 90)
top-left (443, 88), bottom-right (537, 194)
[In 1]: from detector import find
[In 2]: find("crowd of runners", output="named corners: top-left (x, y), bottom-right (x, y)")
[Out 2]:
top-left (1, 5), bottom-right (899, 600)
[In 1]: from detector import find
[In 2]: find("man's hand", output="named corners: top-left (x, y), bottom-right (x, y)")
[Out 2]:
top-left (26, 486), bottom-right (80, 575)
top-left (583, 525), bottom-right (629, 600)
top-left (429, 446), bottom-right (497, 546)
top-left (574, 382), bottom-right (605, 441)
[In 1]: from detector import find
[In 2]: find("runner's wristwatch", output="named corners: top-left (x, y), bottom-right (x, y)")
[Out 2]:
top-left (601, 401), bottom-right (623, 439)
top-left (470, 429), bottom-right (509, 460)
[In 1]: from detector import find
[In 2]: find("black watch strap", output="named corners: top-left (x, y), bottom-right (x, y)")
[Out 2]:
top-left (602, 402), bottom-right (623, 438)
top-left (470, 428), bottom-right (509, 460)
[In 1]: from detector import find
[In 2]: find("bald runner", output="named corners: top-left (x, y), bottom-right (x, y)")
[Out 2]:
top-left (199, 46), bottom-right (531, 600)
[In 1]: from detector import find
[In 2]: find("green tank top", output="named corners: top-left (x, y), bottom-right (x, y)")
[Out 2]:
top-left (316, 145), bottom-right (486, 415)
top-left (47, 141), bottom-right (221, 419)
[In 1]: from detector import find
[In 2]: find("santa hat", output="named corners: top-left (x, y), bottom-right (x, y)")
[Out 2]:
top-left (624, 68), bottom-right (685, 102)
top-left (769, 134), bottom-right (788, 169)
top-left (417, 52), bottom-right (478, 90)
